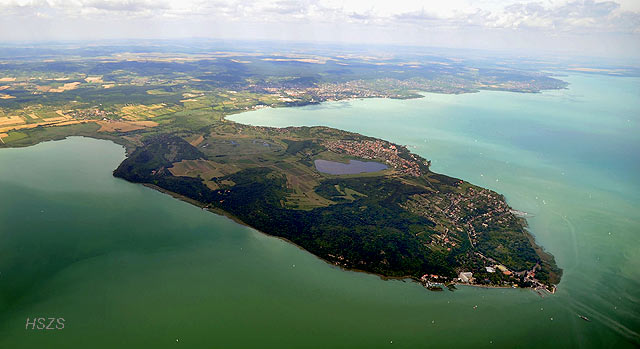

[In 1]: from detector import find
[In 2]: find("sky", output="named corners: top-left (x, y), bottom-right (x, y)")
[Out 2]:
top-left (0, 0), bottom-right (639, 59)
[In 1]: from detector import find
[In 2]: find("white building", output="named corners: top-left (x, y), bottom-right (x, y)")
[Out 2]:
top-left (459, 272), bottom-right (474, 283)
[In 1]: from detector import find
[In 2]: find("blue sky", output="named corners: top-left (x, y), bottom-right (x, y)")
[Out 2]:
top-left (1, 0), bottom-right (639, 59)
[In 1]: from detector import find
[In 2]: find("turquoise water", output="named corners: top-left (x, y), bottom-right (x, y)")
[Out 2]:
top-left (230, 73), bottom-right (640, 346)
top-left (0, 73), bottom-right (638, 348)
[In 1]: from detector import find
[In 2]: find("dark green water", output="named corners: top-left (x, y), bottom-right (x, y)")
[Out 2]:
top-left (1, 74), bottom-right (638, 348)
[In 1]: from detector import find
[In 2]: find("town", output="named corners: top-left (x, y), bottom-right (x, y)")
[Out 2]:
top-left (322, 139), bottom-right (426, 177)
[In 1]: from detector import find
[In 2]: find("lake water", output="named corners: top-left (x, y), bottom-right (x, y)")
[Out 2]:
top-left (314, 159), bottom-right (388, 175)
top-left (1, 73), bottom-right (638, 347)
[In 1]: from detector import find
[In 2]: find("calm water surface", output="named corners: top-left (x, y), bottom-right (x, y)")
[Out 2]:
top-left (314, 159), bottom-right (388, 175)
top-left (1, 73), bottom-right (638, 348)
top-left (230, 73), bottom-right (640, 347)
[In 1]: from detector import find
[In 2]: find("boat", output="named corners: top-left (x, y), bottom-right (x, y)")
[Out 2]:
top-left (579, 315), bottom-right (591, 322)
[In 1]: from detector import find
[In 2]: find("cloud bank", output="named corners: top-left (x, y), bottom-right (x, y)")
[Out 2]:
top-left (0, 0), bottom-right (638, 58)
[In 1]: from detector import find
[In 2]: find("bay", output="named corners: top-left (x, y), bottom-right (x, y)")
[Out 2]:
top-left (0, 73), bottom-right (638, 348)
top-left (229, 73), bottom-right (640, 347)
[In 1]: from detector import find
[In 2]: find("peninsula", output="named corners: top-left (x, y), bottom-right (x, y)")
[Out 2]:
top-left (0, 43), bottom-right (562, 290)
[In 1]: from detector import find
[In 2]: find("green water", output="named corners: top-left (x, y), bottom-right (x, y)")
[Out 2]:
top-left (1, 74), bottom-right (638, 348)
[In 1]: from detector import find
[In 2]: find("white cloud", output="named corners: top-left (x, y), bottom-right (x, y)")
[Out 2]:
top-left (0, 0), bottom-right (638, 57)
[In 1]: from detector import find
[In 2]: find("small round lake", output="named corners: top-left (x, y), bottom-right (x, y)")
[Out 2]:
top-left (314, 159), bottom-right (388, 175)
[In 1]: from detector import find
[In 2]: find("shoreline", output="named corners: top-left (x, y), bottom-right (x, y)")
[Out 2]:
top-left (141, 183), bottom-right (422, 283)
top-left (140, 181), bottom-right (552, 293)
top-left (2, 134), bottom-right (558, 293)
top-left (221, 98), bottom-right (562, 288)
top-left (0, 89), bottom-right (564, 292)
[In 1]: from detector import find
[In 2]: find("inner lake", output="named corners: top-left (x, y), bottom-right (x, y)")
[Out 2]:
top-left (1, 73), bottom-right (638, 348)
top-left (314, 159), bottom-right (388, 175)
